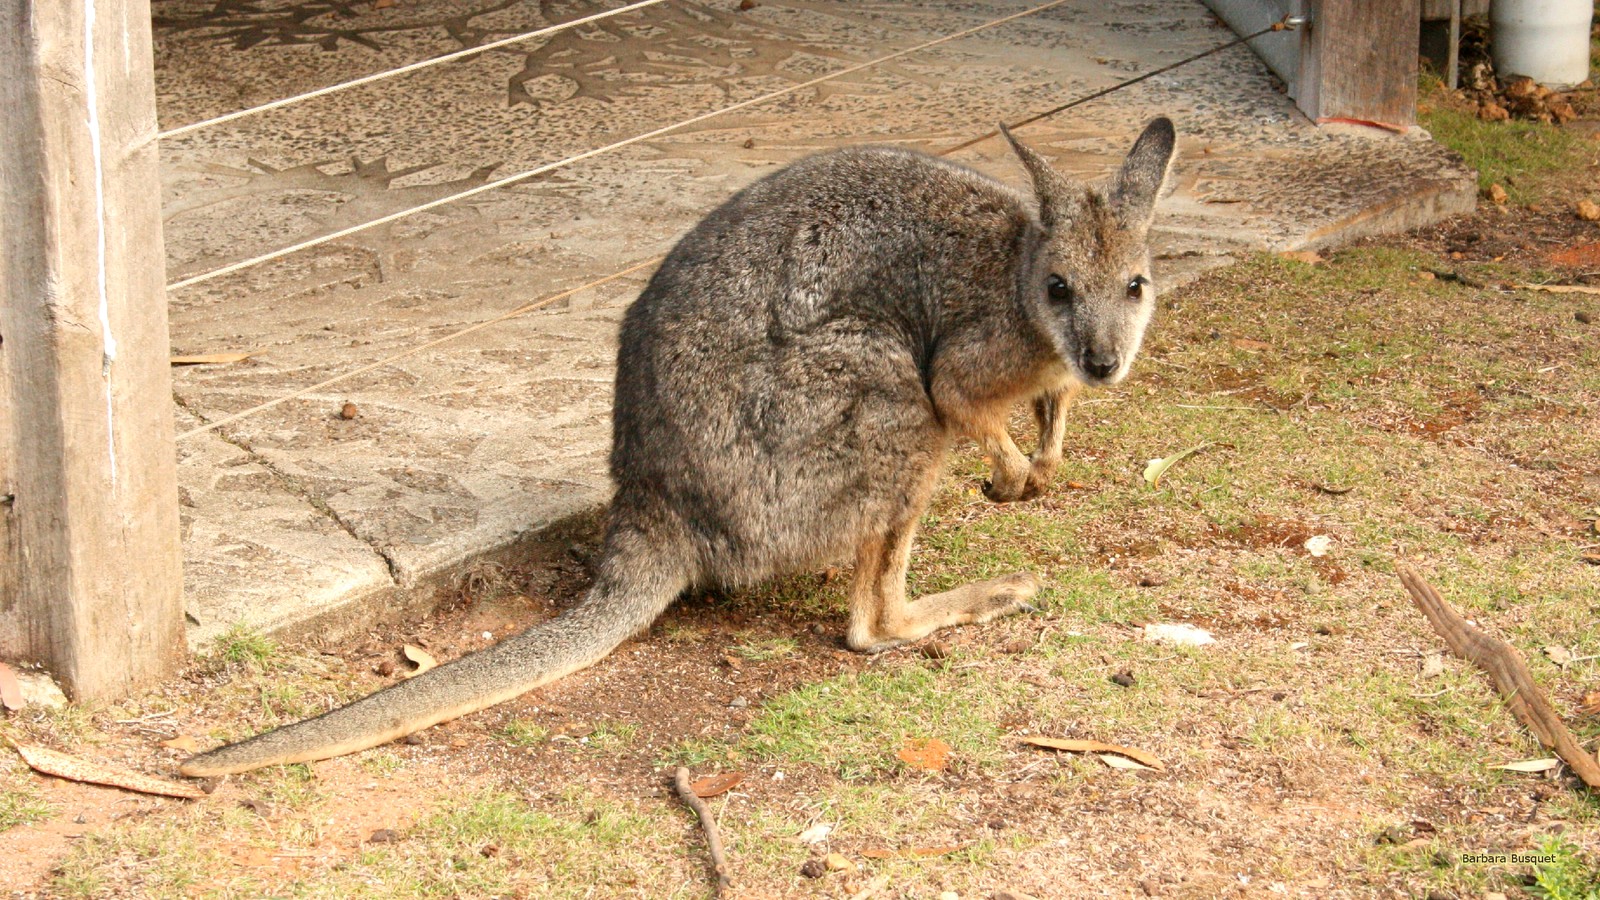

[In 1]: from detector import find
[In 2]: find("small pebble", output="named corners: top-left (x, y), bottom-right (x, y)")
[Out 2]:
top-left (921, 641), bottom-right (950, 660)
top-left (799, 859), bottom-right (826, 879)
top-left (367, 828), bottom-right (399, 844)
top-left (1110, 670), bottom-right (1136, 688)
top-left (338, 401), bottom-right (359, 420)
top-left (729, 696), bottom-right (749, 709)
top-left (1576, 310), bottom-right (1593, 325)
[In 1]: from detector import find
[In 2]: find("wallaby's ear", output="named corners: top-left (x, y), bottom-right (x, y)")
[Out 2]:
top-left (999, 123), bottom-right (1082, 230)
top-left (1110, 116), bottom-right (1176, 229)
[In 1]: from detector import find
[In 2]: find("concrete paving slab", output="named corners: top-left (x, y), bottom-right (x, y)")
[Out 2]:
top-left (152, 0), bottom-right (1477, 649)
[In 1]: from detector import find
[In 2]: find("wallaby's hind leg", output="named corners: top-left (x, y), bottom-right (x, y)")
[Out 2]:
top-left (1024, 379), bottom-right (1083, 498)
top-left (845, 497), bottom-right (1040, 653)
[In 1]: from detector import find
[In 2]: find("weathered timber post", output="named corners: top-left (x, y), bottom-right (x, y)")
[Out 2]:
top-left (0, 0), bottom-right (185, 698)
top-left (1200, 0), bottom-right (1422, 128)
top-left (1295, 0), bottom-right (1422, 127)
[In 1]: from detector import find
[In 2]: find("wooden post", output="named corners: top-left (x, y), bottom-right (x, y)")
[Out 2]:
top-left (1296, 0), bottom-right (1422, 127)
top-left (0, 0), bottom-right (185, 699)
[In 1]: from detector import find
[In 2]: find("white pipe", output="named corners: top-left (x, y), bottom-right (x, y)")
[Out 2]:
top-left (1492, 0), bottom-right (1594, 89)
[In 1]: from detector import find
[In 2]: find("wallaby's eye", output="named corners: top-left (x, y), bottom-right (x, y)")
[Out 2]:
top-left (1126, 275), bottom-right (1149, 301)
top-left (1047, 274), bottom-right (1073, 304)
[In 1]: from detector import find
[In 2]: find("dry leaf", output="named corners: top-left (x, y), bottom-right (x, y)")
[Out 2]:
top-left (798, 823), bottom-right (832, 844)
top-left (1141, 623), bottom-right (1216, 647)
top-left (1303, 535), bottom-right (1333, 557)
top-left (12, 743), bottom-right (204, 798)
top-left (1142, 442), bottom-right (1213, 487)
top-left (1493, 758), bottom-right (1560, 773)
top-left (169, 352), bottom-right (253, 365)
top-left (860, 845), bottom-right (967, 859)
top-left (1577, 691), bottom-right (1600, 717)
top-left (824, 852), bottom-right (855, 872)
top-left (1545, 646), bottom-right (1575, 667)
top-left (400, 645), bottom-right (437, 677)
top-left (848, 875), bottom-right (891, 900)
top-left (373, 0), bottom-right (396, 8)
top-left (1098, 752), bottom-right (1157, 771)
top-left (1420, 652), bottom-right (1445, 679)
top-left (160, 735), bottom-right (199, 752)
top-left (0, 662), bottom-right (22, 711)
top-left (1231, 337), bottom-right (1272, 351)
top-left (1021, 736), bottom-right (1166, 771)
top-left (896, 737), bottom-right (950, 772)
top-left (1520, 283), bottom-right (1600, 295)
top-left (1278, 250), bottom-right (1326, 265)
top-left (689, 772), bottom-right (743, 798)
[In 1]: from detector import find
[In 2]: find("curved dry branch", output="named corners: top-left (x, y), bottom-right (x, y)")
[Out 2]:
top-left (1398, 564), bottom-right (1600, 789)
top-left (674, 767), bottom-right (732, 896)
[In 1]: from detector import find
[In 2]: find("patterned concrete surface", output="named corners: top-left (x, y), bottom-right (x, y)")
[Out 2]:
top-left (152, 0), bottom-right (1476, 648)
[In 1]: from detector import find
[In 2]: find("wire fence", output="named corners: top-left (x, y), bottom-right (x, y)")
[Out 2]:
top-left (164, 0), bottom-right (1292, 441)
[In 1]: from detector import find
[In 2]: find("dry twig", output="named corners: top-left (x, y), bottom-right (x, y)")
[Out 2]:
top-left (674, 766), bottom-right (732, 896)
top-left (1398, 565), bottom-right (1600, 789)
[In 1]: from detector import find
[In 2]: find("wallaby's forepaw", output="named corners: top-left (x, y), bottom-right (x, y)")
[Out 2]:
top-left (983, 458), bottom-right (1033, 503)
top-left (1021, 457), bottom-right (1059, 500)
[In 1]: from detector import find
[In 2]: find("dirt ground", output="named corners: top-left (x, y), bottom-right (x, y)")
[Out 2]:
top-left (4, 57), bottom-right (1600, 900)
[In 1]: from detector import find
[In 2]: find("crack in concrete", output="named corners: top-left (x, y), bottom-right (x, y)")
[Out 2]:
top-left (171, 391), bottom-right (404, 585)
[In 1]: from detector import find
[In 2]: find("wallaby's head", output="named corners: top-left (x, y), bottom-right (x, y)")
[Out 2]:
top-left (1003, 117), bottom-right (1176, 387)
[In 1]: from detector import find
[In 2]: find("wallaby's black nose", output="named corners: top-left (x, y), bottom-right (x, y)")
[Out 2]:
top-left (1084, 355), bottom-right (1119, 380)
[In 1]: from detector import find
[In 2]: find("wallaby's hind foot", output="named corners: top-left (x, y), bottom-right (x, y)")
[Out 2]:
top-left (847, 571), bottom-right (1042, 654)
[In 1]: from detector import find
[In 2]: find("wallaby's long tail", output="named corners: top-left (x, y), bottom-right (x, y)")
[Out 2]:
top-left (180, 544), bottom-right (687, 777)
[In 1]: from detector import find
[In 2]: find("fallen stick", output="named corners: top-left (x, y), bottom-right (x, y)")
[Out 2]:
top-left (674, 767), bottom-right (732, 896)
top-left (1397, 565), bottom-right (1600, 789)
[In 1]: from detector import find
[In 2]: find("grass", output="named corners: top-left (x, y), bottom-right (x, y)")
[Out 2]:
top-left (731, 634), bottom-right (800, 661)
top-left (1417, 74), bottom-right (1596, 202)
top-left (209, 625), bottom-right (278, 671)
top-left (1530, 834), bottom-right (1600, 900)
top-left (0, 774), bottom-right (52, 832)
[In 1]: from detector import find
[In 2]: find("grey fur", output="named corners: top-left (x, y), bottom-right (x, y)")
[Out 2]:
top-left (181, 118), bottom-right (1176, 777)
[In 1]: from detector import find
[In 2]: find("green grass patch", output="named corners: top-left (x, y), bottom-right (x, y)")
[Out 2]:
top-left (734, 662), bottom-right (1023, 779)
top-left (731, 634), bottom-right (800, 661)
top-left (1530, 834), bottom-right (1600, 900)
top-left (208, 625), bottom-right (278, 670)
top-left (1419, 100), bottom-right (1592, 201)
top-left (0, 776), bottom-right (53, 831)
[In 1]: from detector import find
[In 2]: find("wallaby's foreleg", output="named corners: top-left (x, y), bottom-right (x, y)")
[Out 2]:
top-left (845, 501), bottom-right (1040, 653)
top-left (978, 425), bottom-right (1033, 503)
top-left (1025, 379), bottom-right (1082, 498)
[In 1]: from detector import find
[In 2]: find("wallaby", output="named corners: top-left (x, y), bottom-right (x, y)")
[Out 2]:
top-left (181, 118), bottom-right (1177, 777)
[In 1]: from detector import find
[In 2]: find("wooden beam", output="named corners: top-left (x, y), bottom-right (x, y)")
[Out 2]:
top-left (0, 0), bottom-right (184, 699)
top-left (1296, 0), bottom-right (1422, 126)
